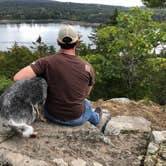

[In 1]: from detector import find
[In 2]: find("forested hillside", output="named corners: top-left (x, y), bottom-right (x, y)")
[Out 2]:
top-left (153, 8), bottom-right (166, 22)
top-left (0, 0), bottom-right (165, 23)
top-left (0, 0), bottom-right (126, 23)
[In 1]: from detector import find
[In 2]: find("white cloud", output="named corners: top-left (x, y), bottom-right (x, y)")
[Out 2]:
top-left (54, 0), bottom-right (144, 7)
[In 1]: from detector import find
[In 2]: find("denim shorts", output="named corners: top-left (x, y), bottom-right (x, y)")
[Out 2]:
top-left (44, 99), bottom-right (99, 126)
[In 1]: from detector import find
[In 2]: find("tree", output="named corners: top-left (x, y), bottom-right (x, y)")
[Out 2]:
top-left (86, 8), bottom-right (166, 101)
top-left (142, 0), bottom-right (166, 8)
top-left (107, 8), bottom-right (119, 25)
top-left (0, 40), bottom-right (56, 79)
top-left (32, 36), bottom-right (56, 56)
top-left (0, 76), bottom-right (13, 94)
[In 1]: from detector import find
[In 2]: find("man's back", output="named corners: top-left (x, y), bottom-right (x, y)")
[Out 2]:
top-left (31, 53), bottom-right (94, 120)
top-left (13, 25), bottom-right (100, 127)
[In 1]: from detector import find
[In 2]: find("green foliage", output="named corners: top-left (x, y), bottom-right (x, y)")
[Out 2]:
top-left (0, 7), bottom-right (165, 105)
top-left (149, 58), bottom-right (166, 104)
top-left (83, 54), bottom-right (125, 100)
top-left (0, 76), bottom-right (13, 94)
top-left (142, 0), bottom-right (166, 8)
top-left (0, 37), bottom-right (56, 95)
top-left (0, 43), bottom-right (34, 78)
top-left (104, 8), bottom-right (119, 26)
top-left (83, 8), bottom-right (166, 104)
top-left (141, 97), bottom-right (152, 105)
top-left (0, 40), bottom-right (56, 79)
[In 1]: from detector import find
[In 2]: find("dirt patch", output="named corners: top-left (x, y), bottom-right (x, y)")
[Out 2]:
top-left (92, 99), bottom-right (166, 130)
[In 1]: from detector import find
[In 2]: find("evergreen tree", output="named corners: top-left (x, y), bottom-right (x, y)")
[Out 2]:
top-left (142, 0), bottom-right (166, 8)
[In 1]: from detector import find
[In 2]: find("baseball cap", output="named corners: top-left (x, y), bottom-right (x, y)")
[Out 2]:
top-left (58, 25), bottom-right (79, 44)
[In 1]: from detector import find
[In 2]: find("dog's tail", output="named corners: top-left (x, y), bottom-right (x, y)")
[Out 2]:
top-left (6, 119), bottom-right (34, 137)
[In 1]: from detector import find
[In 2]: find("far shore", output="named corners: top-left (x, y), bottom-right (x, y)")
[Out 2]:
top-left (0, 19), bottom-right (99, 27)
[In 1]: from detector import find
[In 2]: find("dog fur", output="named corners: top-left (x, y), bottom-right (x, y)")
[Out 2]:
top-left (0, 77), bottom-right (47, 137)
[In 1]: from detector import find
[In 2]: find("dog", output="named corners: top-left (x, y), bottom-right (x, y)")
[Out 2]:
top-left (0, 77), bottom-right (47, 137)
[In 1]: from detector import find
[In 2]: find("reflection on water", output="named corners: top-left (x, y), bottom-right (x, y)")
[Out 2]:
top-left (0, 23), bottom-right (94, 51)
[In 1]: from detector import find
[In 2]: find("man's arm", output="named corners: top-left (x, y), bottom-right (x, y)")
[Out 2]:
top-left (87, 86), bottom-right (93, 96)
top-left (85, 86), bottom-right (93, 98)
top-left (13, 66), bottom-right (36, 81)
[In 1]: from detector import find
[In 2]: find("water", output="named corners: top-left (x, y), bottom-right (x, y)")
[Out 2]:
top-left (0, 23), bottom-right (94, 51)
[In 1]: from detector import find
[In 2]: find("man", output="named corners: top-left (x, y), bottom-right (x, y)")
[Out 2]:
top-left (13, 25), bottom-right (101, 126)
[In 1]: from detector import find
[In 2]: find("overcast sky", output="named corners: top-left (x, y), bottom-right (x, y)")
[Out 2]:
top-left (54, 0), bottom-right (144, 7)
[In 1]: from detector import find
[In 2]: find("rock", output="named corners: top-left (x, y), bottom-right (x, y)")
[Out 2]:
top-left (93, 161), bottom-right (103, 166)
top-left (53, 158), bottom-right (68, 166)
top-left (151, 131), bottom-right (166, 144)
top-left (156, 158), bottom-right (166, 166)
top-left (138, 155), bottom-right (144, 162)
top-left (37, 122), bottom-right (104, 143)
top-left (97, 109), bottom-right (111, 132)
top-left (144, 132), bottom-right (166, 166)
top-left (144, 134), bottom-right (166, 166)
top-left (158, 143), bottom-right (166, 160)
top-left (0, 149), bottom-right (48, 166)
top-left (110, 98), bottom-right (131, 104)
top-left (71, 158), bottom-right (86, 166)
top-left (144, 155), bottom-right (157, 166)
top-left (104, 116), bottom-right (151, 135)
top-left (147, 142), bottom-right (159, 154)
top-left (101, 136), bottom-right (114, 146)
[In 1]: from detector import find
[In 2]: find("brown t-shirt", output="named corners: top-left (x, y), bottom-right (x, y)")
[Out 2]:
top-left (30, 53), bottom-right (95, 120)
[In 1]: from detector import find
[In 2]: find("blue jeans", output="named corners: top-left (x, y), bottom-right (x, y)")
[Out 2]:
top-left (44, 99), bottom-right (99, 126)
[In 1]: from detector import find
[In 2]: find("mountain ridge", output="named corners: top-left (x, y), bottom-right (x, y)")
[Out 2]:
top-left (0, 0), bottom-right (127, 23)
top-left (0, 0), bottom-right (124, 7)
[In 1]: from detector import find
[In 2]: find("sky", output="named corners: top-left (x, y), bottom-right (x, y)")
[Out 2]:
top-left (54, 0), bottom-right (144, 7)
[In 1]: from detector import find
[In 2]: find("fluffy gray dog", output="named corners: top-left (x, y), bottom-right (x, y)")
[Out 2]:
top-left (0, 77), bottom-right (47, 137)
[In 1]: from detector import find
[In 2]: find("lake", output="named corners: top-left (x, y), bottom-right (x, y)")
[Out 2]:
top-left (0, 23), bottom-right (94, 51)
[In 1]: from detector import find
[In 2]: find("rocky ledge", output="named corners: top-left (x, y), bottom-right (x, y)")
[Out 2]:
top-left (0, 98), bottom-right (165, 166)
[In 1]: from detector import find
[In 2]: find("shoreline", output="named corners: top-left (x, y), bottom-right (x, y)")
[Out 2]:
top-left (0, 19), bottom-right (99, 27)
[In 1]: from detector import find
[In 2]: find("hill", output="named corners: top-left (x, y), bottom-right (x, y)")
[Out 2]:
top-left (0, 0), bottom-right (165, 23)
top-left (0, 0), bottom-right (126, 23)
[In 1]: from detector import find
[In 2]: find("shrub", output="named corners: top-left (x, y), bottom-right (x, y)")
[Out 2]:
top-left (0, 76), bottom-right (13, 95)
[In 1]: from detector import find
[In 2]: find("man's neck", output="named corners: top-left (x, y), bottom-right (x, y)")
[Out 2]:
top-left (61, 49), bottom-right (76, 56)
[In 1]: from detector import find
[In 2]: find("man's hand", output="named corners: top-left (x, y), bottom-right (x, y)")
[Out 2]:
top-left (13, 66), bottom-right (36, 81)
